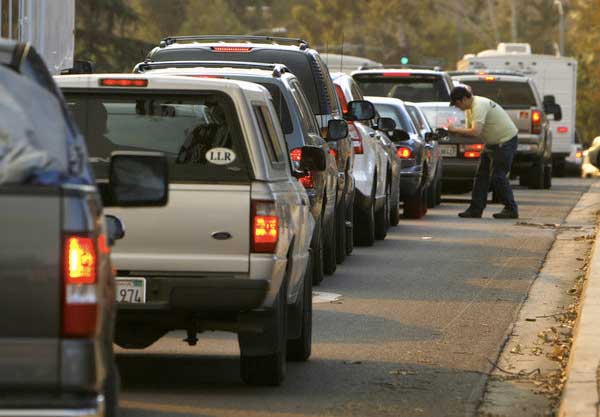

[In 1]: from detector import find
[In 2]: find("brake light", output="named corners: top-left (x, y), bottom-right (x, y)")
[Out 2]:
top-left (290, 148), bottom-right (302, 162)
top-left (396, 147), bottom-right (412, 159)
top-left (100, 78), bottom-right (148, 87)
top-left (347, 122), bottom-right (363, 154)
top-left (335, 84), bottom-right (348, 114)
top-left (211, 46), bottom-right (252, 53)
top-left (532, 110), bottom-right (542, 134)
top-left (298, 174), bottom-right (315, 189)
top-left (62, 236), bottom-right (98, 337)
top-left (481, 76), bottom-right (496, 82)
top-left (329, 148), bottom-right (337, 159)
top-left (252, 201), bottom-right (279, 253)
top-left (464, 151), bottom-right (481, 158)
top-left (383, 72), bottom-right (411, 77)
top-left (557, 126), bottom-right (569, 134)
top-left (576, 151), bottom-right (583, 158)
top-left (464, 144), bottom-right (484, 152)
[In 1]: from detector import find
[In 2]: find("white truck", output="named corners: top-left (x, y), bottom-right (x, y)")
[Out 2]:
top-left (457, 43), bottom-right (577, 173)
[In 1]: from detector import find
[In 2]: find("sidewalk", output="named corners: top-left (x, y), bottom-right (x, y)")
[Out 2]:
top-left (559, 181), bottom-right (600, 417)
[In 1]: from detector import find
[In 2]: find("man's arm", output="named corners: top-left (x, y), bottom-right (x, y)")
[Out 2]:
top-left (448, 123), bottom-right (482, 137)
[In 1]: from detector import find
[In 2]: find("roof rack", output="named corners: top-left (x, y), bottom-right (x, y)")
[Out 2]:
top-left (449, 69), bottom-right (527, 77)
top-left (133, 60), bottom-right (291, 78)
top-left (358, 64), bottom-right (444, 71)
top-left (159, 35), bottom-right (309, 50)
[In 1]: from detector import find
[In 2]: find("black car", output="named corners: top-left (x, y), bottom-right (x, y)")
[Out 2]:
top-left (145, 35), bottom-right (354, 264)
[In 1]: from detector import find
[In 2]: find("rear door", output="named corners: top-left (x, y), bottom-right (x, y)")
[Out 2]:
top-left (65, 90), bottom-right (253, 273)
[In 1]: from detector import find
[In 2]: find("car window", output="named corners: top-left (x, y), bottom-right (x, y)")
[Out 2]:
top-left (288, 79), bottom-right (320, 137)
top-left (257, 82), bottom-right (293, 135)
top-left (372, 103), bottom-right (418, 134)
top-left (314, 54), bottom-right (340, 115)
top-left (459, 80), bottom-right (537, 108)
top-left (354, 73), bottom-right (450, 102)
top-left (350, 81), bottom-right (364, 100)
top-left (406, 106), bottom-right (426, 131)
top-left (254, 105), bottom-right (285, 163)
top-left (418, 105), bottom-right (467, 129)
top-left (65, 92), bottom-right (252, 182)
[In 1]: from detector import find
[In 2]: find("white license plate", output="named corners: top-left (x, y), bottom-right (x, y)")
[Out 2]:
top-left (440, 144), bottom-right (457, 157)
top-left (116, 277), bottom-right (146, 304)
top-left (517, 144), bottom-right (533, 152)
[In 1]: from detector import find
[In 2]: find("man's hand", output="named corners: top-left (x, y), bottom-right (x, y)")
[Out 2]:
top-left (447, 123), bottom-right (456, 133)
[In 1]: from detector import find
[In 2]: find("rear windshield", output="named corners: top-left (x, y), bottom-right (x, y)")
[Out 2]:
top-left (418, 106), bottom-right (466, 129)
top-left (153, 48), bottom-right (323, 114)
top-left (354, 74), bottom-right (450, 102)
top-left (64, 91), bottom-right (251, 182)
top-left (371, 103), bottom-right (417, 134)
top-left (459, 80), bottom-right (536, 108)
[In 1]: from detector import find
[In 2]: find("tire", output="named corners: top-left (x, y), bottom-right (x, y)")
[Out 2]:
top-left (543, 163), bottom-right (552, 189)
top-left (435, 165), bottom-right (443, 206)
top-left (345, 200), bottom-right (354, 256)
top-left (240, 282), bottom-right (287, 386)
top-left (311, 219), bottom-right (324, 286)
top-left (103, 360), bottom-right (119, 417)
top-left (404, 187), bottom-right (426, 219)
top-left (354, 198), bottom-right (375, 246)
top-left (427, 179), bottom-right (437, 208)
top-left (389, 181), bottom-right (401, 227)
top-left (286, 254), bottom-right (313, 362)
top-left (375, 184), bottom-right (390, 240)
top-left (335, 197), bottom-right (347, 264)
top-left (528, 159), bottom-right (545, 189)
top-left (322, 204), bottom-right (337, 276)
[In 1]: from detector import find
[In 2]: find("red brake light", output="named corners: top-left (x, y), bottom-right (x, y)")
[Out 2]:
top-left (298, 174), bottom-right (315, 189)
top-left (290, 148), bottom-right (302, 162)
top-left (576, 151), bottom-right (583, 158)
top-left (383, 72), bottom-right (411, 77)
top-left (482, 76), bottom-right (496, 82)
top-left (396, 147), bottom-right (412, 159)
top-left (329, 148), bottom-right (337, 159)
top-left (557, 126), bottom-right (569, 134)
top-left (532, 110), bottom-right (542, 134)
top-left (62, 235), bottom-right (98, 337)
top-left (464, 144), bottom-right (484, 152)
top-left (211, 46), bottom-right (252, 53)
top-left (252, 201), bottom-right (279, 253)
top-left (347, 122), bottom-right (364, 154)
top-left (464, 151), bottom-right (481, 158)
top-left (335, 84), bottom-right (348, 114)
top-left (100, 78), bottom-right (147, 87)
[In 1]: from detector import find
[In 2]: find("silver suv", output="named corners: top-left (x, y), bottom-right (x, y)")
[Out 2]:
top-left (56, 73), bottom-right (332, 386)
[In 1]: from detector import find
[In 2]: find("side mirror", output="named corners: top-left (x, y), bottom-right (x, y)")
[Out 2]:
top-left (378, 117), bottom-right (396, 131)
top-left (543, 95), bottom-right (562, 121)
top-left (105, 215), bottom-right (125, 246)
top-left (326, 119), bottom-right (348, 141)
top-left (346, 100), bottom-right (376, 121)
top-left (106, 151), bottom-right (169, 207)
top-left (390, 129), bottom-right (410, 142)
top-left (293, 146), bottom-right (327, 171)
top-left (424, 132), bottom-right (436, 142)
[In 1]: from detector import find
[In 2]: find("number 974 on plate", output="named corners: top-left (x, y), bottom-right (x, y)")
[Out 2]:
top-left (116, 277), bottom-right (146, 303)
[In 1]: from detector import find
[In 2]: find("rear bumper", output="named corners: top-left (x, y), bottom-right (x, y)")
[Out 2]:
top-left (0, 395), bottom-right (103, 417)
top-left (441, 158), bottom-right (479, 182)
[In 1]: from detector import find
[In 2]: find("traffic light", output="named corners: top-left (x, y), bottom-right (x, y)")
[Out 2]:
top-left (401, 56), bottom-right (409, 65)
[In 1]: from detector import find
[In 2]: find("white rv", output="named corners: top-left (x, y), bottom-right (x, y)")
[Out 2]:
top-left (457, 43), bottom-right (577, 171)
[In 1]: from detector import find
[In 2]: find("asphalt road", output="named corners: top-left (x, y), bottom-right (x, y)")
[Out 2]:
top-left (116, 178), bottom-right (593, 417)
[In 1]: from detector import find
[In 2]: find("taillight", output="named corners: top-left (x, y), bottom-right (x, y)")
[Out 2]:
top-left (532, 110), bottom-right (542, 134)
top-left (576, 151), bottom-right (583, 158)
top-left (396, 147), bottom-right (412, 159)
top-left (329, 148), bottom-right (337, 159)
top-left (481, 76), bottom-right (496, 82)
top-left (463, 144), bottom-right (484, 152)
top-left (100, 78), bottom-right (147, 87)
top-left (334, 84), bottom-right (348, 115)
top-left (464, 151), bottom-right (481, 158)
top-left (290, 148), bottom-right (302, 162)
top-left (62, 236), bottom-right (98, 337)
top-left (252, 201), bottom-right (279, 253)
top-left (383, 72), bottom-right (411, 77)
top-left (211, 46), bottom-right (252, 52)
top-left (348, 122), bottom-right (364, 154)
top-left (557, 126), bottom-right (569, 134)
top-left (298, 174), bottom-right (315, 189)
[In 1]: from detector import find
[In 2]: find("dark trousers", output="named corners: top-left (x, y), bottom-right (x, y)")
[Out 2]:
top-left (469, 135), bottom-right (518, 213)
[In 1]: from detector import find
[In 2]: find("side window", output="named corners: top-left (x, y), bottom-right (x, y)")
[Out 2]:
top-left (314, 55), bottom-right (341, 114)
top-left (254, 105), bottom-right (284, 163)
top-left (289, 80), bottom-right (320, 136)
top-left (350, 81), bottom-right (364, 101)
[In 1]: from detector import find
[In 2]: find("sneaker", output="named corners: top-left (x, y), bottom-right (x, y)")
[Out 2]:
top-left (458, 209), bottom-right (482, 218)
top-left (493, 208), bottom-right (519, 219)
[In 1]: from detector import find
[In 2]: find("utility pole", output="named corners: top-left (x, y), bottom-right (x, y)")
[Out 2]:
top-left (509, 0), bottom-right (518, 42)
top-left (486, 0), bottom-right (500, 46)
top-left (554, 0), bottom-right (565, 56)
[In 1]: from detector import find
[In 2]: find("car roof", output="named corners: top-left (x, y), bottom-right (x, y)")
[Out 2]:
top-left (364, 96), bottom-right (406, 106)
top-left (136, 65), bottom-right (295, 83)
top-left (452, 74), bottom-right (529, 83)
top-left (352, 68), bottom-right (447, 76)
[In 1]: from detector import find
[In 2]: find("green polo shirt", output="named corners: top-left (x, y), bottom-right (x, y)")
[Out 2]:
top-left (471, 96), bottom-right (518, 145)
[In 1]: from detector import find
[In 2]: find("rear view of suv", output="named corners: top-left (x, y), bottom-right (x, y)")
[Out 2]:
top-left (145, 35), bottom-right (354, 263)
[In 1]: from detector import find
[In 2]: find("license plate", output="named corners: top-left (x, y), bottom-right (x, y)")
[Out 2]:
top-left (517, 144), bottom-right (533, 152)
top-left (116, 277), bottom-right (146, 304)
top-left (440, 144), bottom-right (457, 157)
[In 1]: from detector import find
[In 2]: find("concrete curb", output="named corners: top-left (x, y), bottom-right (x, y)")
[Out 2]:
top-left (559, 180), bottom-right (600, 417)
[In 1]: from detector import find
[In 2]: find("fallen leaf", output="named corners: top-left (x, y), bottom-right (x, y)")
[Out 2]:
top-left (510, 344), bottom-right (523, 354)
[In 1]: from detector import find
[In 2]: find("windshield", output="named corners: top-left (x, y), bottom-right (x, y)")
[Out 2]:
top-left (418, 105), bottom-right (467, 129)
top-left (459, 80), bottom-right (537, 108)
top-left (354, 74), bottom-right (450, 102)
top-left (371, 102), bottom-right (417, 134)
top-left (65, 92), bottom-right (251, 182)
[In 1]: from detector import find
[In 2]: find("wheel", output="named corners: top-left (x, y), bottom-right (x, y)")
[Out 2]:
top-left (354, 198), bottom-right (375, 246)
top-left (375, 183), bottom-right (390, 240)
top-left (345, 199), bottom-right (354, 256)
top-left (322, 202), bottom-right (337, 276)
top-left (427, 179), bottom-right (437, 208)
top-left (435, 165), bottom-right (443, 206)
top-left (103, 360), bottom-right (119, 417)
top-left (527, 159), bottom-right (545, 189)
top-left (404, 187), bottom-right (426, 219)
top-left (335, 197), bottom-right (347, 264)
top-left (287, 254), bottom-right (313, 362)
top-left (311, 218), bottom-right (324, 286)
top-left (240, 282), bottom-right (287, 386)
top-left (389, 180), bottom-right (401, 227)
top-left (543, 163), bottom-right (552, 189)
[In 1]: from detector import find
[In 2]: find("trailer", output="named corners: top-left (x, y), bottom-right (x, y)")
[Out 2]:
top-left (0, 0), bottom-right (74, 74)
top-left (458, 44), bottom-right (577, 172)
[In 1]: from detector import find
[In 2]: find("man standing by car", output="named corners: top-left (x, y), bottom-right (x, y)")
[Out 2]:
top-left (447, 86), bottom-right (519, 219)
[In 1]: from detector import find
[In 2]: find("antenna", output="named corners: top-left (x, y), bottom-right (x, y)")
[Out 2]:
top-left (339, 31), bottom-right (344, 73)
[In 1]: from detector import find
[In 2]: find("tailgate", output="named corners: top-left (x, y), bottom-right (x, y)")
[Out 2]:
top-left (109, 183), bottom-right (251, 273)
top-left (506, 109), bottom-right (533, 134)
top-left (0, 188), bottom-right (61, 387)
